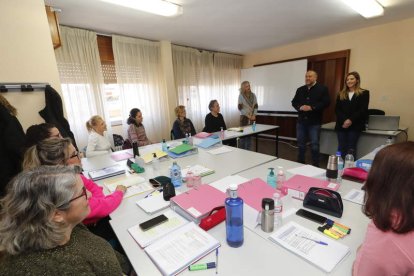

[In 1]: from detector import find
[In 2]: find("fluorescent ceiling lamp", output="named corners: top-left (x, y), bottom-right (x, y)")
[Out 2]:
top-left (101, 0), bottom-right (183, 17)
top-left (342, 0), bottom-right (384, 18)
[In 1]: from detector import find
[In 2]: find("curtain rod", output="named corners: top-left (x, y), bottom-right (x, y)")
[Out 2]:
top-left (0, 83), bottom-right (49, 93)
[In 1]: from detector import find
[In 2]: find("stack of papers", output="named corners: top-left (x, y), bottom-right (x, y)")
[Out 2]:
top-left (128, 210), bottom-right (188, 248)
top-left (196, 137), bottom-right (221, 149)
top-left (169, 144), bottom-right (194, 154)
top-left (181, 165), bottom-right (215, 177)
top-left (136, 191), bottom-right (182, 214)
top-left (269, 221), bottom-right (350, 273)
top-left (104, 175), bottom-right (153, 198)
top-left (144, 222), bottom-right (220, 276)
top-left (88, 164), bottom-right (125, 181)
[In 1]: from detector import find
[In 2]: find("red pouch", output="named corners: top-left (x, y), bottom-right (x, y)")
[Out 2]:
top-left (199, 206), bottom-right (226, 231)
top-left (342, 167), bottom-right (368, 183)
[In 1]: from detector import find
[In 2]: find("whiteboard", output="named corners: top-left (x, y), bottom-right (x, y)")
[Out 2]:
top-left (241, 59), bottom-right (307, 112)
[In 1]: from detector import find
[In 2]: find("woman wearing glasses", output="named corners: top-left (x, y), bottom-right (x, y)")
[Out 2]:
top-left (0, 166), bottom-right (131, 275)
top-left (23, 138), bottom-right (127, 246)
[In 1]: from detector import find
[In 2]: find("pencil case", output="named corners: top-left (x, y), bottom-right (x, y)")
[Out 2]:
top-left (199, 206), bottom-right (226, 231)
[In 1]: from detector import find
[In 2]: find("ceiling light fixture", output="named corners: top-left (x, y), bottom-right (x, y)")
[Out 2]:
top-left (101, 0), bottom-right (183, 17)
top-left (342, 0), bottom-right (384, 18)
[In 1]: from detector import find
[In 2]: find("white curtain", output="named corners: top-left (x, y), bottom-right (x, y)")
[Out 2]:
top-left (172, 45), bottom-right (242, 131)
top-left (55, 26), bottom-right (112, 150)
top-left (112, 35), bottom-right (169, 143)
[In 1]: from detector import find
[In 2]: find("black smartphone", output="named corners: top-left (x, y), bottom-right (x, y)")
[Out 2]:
top-left (139, 214), bottom-right (168, 231)
top-left (296, 209), bottom-right (327, 224)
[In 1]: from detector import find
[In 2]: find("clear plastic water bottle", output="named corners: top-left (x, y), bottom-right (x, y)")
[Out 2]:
top-left (336, 151), bottom-right (344, 183)
top-left (267, 168), bottom-right (277, 188)
top-left (152, 153), bottom-right (160, 172)
top-left (225, 184), bottom-right (244, 247)
top-left (252, 121), bottom-right (256, 132)
top-left (161, 139), bottom-right (168, 152)
top-left (385, 136), bottom-right (393, 146)
top-left (273, 193), bottom-right (283, 228)
top-left (277, 166), bottom-right (285, 188)
top-left (220, 127), bottom-right (224, 140)
top-left (344, 152), bottom-right (355, 169)
top-left (188, 133), bottom-right (193, 146)
top-left (184, 133), bottom-right (189, 144)
top-left (170, 161), bottom-right (182, 187)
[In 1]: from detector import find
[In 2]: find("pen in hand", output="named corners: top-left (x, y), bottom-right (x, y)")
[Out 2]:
top-left (295, 234), bottom-right (328, 245)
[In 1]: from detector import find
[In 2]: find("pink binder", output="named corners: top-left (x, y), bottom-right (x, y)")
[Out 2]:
top-left (237, 178), bottom-right (277, 212)
top-left (170, 184), bottom-right (226, 220)
top-left (281, 174), bottom-right (340, 200)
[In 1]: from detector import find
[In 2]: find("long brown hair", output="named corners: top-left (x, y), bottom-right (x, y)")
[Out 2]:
top-left (0, 95), bottom-right (17, 116)
top-left (338, 71), bottom-right (364, 100)
top-left (363, 142), bottom-right (414, 233)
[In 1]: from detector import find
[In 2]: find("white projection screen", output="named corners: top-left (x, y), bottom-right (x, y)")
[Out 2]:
top-left (241, 59), bottom-right (307, 112)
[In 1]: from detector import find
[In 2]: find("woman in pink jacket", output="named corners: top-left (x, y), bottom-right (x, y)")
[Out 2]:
top-left (22, 138), bottom-right (126, 248)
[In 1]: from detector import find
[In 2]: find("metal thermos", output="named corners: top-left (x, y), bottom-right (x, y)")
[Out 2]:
top-left (261, 198), bottom-right (275, 233)
top-left (326, 154), bottom-right (338, 180)
top-left (132, 142), bottom-right (139, 157)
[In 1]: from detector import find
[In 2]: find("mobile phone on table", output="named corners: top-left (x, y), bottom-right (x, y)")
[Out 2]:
top-left (139, 214), bottom-right (168, 231)
top-left (296, 209), bottom-right (327, 224)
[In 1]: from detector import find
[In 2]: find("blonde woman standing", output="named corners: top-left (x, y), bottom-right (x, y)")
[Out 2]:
top-left (85, 115), bottom-right (112, 157)
top-left (335, 72), bottom-right (369, 159)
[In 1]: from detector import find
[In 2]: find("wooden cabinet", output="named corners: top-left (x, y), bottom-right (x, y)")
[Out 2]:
top-left (45, 6), bottom-right (61, 49)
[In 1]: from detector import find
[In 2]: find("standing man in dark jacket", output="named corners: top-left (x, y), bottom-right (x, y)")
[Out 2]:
top-left (291, 70), bottom-right (330, 167)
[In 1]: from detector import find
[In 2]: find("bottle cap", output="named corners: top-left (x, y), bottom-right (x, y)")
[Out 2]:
top-left (268, 168), bottom-right (274, 175)
top-left (262, 198), bottom-right (274, 210)
top-left (336, 151), bottom-right (341, 156)
top-left (229, 184), bottom-right (238, 191)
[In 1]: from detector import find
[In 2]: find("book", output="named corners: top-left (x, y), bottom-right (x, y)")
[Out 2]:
top-left (170, 184), bottom-right (226, 223)
top-left (181, 165), bottom-right (215, 177)
top-left (110, 151), bottom-right (133, 161)
top-left (237, 178), bottom-right (278, 212)
top-left (269, 221), bottom-right (350, 273)
top-left (88, 164), bottom-right (125, 181)
top-left (128, 210), bottom-right (188, 248)
top-left (281, 174), bottom-right (340, 200)
top-left (136, 191), bottom-right (182, 214)
top-left (167, 147), bottom-right (198, 159)
top-left (169, 143), bottom-right (194, 154)
top-left (144, 222), bottom-right (220, 276)
top-left (196, 137), bottom-right (221, 149)
top-left (104, 175), bottom-right (153, 198)
top-left (141, 150), bottom-right (168, 164)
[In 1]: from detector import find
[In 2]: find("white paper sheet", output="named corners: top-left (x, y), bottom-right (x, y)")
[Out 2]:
top-left (207, 146), bottom-right (233, 155)
top-left (287, 165), bottom-right (326, 177)
top-left (208, 175), bottom-right (249, 193)
top-left (343, 189), bottom-right (365, 205)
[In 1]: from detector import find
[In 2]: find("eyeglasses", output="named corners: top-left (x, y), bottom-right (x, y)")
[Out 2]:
top-left (57, 186), bottom-right (87, 209)
top-left (69, 151), bottom-right (80, 159)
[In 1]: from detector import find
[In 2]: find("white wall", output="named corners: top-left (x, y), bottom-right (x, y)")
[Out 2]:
top-left (0, 0), bottom-right (62, 131)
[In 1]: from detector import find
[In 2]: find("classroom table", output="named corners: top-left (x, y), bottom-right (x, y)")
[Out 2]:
top-left (98, 147), bottom-right (369, 275)
top-left (220, 123), bottom-right (280, 157)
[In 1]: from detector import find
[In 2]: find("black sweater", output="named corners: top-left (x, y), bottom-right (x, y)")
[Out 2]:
top-left (291, 82), bottom-right (330, 125)
top-left (202, 113), bottom-right (227, 133)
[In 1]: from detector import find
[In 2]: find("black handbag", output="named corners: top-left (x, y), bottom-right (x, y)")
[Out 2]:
top-left (303, 187), bottom-right (343, 218)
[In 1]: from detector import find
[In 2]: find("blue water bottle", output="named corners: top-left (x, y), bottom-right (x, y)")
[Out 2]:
top-left (267, 168), bottom-right (277, 188)
top-left (252, 121), bottom-right (256, 132)
top-left (225, 184), bottom-right (244, 247)
top-left (170, 161), bottom-right (182, 187)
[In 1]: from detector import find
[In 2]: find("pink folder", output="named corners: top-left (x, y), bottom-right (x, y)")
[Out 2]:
top-left (281, 174), bottom-right (340, 200)
top-left (170, 184), bottom-right (226, 219)
top-left (194, 132), bottom-right (213, 138)
top-left (237, 178), bottom-right (277, 212)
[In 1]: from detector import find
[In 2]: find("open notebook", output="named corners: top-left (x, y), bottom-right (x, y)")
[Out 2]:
top-left (144, 221), bottom-right (220, 276)
top-left (269, 221), bottom-right (350, 273)
top-left (104, 175), bottom-right (153, 198)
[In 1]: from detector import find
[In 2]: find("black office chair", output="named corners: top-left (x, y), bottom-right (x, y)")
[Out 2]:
top-left (170, 129), bottom-right (175, 140)
top-left (368, 109), bottom-right (385, 116)
top-left (113, 134), bottom-right (125, 147)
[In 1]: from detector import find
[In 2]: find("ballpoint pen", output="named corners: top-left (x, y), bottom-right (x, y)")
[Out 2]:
top-left (295, 234), bottom-right (328, 245)
top-left (144, 188), bottom-right (163, 198)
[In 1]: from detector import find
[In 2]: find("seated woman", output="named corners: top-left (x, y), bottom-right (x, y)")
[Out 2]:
top-left (172, 105), bottom-right (196, 139)
top-left (353, 142), bottom-right (414, 275)
top-left (0, 165), bottom-right (131, 275)
top-left (86, 115), bottom-right (112, 157)
top-left (23, 138), bottom-right (126, 247)
top-left (127, 108), bottom-right (152, 146)
top-left (25, 123), bottom-right (62, 148)
top-left (203, 100), bottom-right (227, 133)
